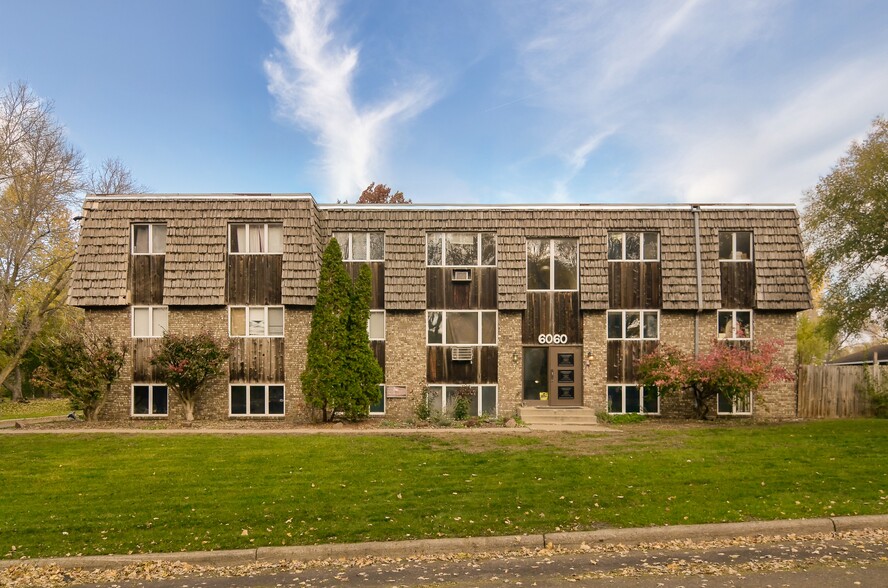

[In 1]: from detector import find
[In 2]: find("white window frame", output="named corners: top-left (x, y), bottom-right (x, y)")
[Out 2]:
top-left (131, 306), bottom-right (168, 338)
top-left (717, 391), bottom-right (753, 416)
top-left (131, 384), bottom-right (169, 417)
top-left (719, 231), bottom-right (754, 262)
top-left (228, 306), bottom-right (285, 338)
top-left (425, 310), bottom-right (498, 346)
top-left (526, 238), bottom-right (579, 292)
top-left (228, 384), bottom-right (286, 417)
top-left (369, 384), bottom-right (386, 416)
top-left (333, 232), bottom-right (385, 262)
top-left (607, 232), bottom-right (660, 261)
top-left (606, 310), bottom-right (660, 340)
top-left (228, 223), bottom-right (283, 254)
top-left (426, 384), bottom-right (498, 417)
top-left (426, 232), bottom-right (497, 267)
top-left (131, 223), bottom-right (166, 255)
top-left (717, 309), bottom-right (753, 341)
top-left (368, 310), bottom-right (385, 341)
top-left (606, 384), bottom-right (660, 415)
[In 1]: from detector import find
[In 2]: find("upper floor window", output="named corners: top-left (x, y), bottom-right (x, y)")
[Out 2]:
top-left (527, 239), bottom-right (578, 291)
top-left (229, 223), bottom-right (283, 254)
top-left (132, 224), bottom-right (166, 254)
top-left (229, 306), bottom-right (284, 337)
top-left (334, 232), bottom-right (384, 261)
top-left (132, 306), bottom-right (168, 338)
top-left (427, 310), bottom-right (497, 345)
top-left (719, 231), bottom-right (752, 261)
top-left (427, 233), bottom-right (496, 266)
top-left (607, 310), bottom-right (659, 340)
top-left (717, 309), bottom-right (752, 341)
top-left (608, 232), bottom-right (659, 261)
top-left (369, 310), bottom-right (385, 341)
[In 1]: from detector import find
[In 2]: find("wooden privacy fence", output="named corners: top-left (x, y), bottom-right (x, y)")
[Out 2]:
top-left (797, 364), bottom-right (887, 418)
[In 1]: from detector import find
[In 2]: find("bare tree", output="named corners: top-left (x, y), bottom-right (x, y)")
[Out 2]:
top-left (0, 82), bottom-right (83, 393)
top-left (87, 157), bottom-right (147, 194)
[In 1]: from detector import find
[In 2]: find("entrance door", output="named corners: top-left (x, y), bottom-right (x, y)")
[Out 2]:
top-left (523, 346), bottom-right (583, 406)
top-left (549, 347), bottom-right (582, 406)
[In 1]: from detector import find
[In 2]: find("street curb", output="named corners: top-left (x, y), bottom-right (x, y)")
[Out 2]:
top-left (2, 514), bottom-right (887, 571)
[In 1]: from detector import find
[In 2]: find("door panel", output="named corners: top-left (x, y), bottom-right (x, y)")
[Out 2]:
top-left (548, 347), bottom-right (583, 406)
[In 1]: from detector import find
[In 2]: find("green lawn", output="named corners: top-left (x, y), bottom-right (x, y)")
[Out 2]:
top-left (2, 420), bottom-right (887, 559)
top-left (0, 398), bottom-right (72, 420)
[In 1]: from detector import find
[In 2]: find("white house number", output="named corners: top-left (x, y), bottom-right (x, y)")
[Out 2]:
top-left (538, 333), bottom-right (568, 344)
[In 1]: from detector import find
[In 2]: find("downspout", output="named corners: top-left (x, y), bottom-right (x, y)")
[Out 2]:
top-left (692, 205), bottom-right (703, 357)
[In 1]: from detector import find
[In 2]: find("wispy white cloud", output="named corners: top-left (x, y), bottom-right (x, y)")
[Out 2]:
top-left (264, 0), bottom-right (437, 199)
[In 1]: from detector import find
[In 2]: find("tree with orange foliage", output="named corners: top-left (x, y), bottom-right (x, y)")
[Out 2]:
top-left (357, 182), bottom-right (411, 204)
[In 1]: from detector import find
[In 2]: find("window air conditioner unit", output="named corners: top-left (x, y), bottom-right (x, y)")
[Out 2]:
top-left (450, 346), bottom-right (474, 362)
top-left (451, 268), bottom-right (472, 282)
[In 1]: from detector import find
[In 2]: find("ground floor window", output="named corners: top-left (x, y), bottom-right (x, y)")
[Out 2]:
top-left (370, 384), bottom-right (386, 415)
top-left (132, 384), bottom-right (168, 416)
top-left (717, 392), bottom-right (752, 415)
top-left (607, 384), bottom-right (659, 414)
top-left (230, 384), bottom-right (285, 416)
top-left (427, 384), bottom-right (497, 417)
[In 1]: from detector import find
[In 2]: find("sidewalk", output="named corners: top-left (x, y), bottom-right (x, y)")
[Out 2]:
top-left (2, 514), bottom-right (886, 571)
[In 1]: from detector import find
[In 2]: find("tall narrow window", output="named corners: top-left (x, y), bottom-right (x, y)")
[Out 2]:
top-left (368, 310), bottom-right (385, 341)
top-left (132, 224), bottom-right (167, 254)
top-left (229, 223), bottom-right (283, 254)
top-left (719, 231), bottom-right (753, 261)
top-left (132, 306), bottom-right (168, 338)
top-left (527, 239), bottom-right (578, 291)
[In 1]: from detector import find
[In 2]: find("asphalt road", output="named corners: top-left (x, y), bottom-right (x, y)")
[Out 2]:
top-left (72, 530), bottom-right (888, 588)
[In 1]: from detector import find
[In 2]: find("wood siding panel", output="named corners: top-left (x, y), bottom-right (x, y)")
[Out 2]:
top-left (229, 338), bottom-right (285, 382)
top-left (479, 347), bottom-right (498, 383)
top-left (426, 268), bottom-right (445, 309)
top-left (426, 347), bottom-right (480, 384)
top-left (479, 267), bottom-right (498, 310)
top-left (371, 340), bottom-right (386, 373)
top-left (226, 255), bottom-right (283, 305)
top-left (522, 292), bottom-right (552, 343)
top-left (720, 262), bottom-right (756, 308)
top-left (130, 255), bottom-right (165, 305)
top-left (606, 340), bottom-right (658, 382)
top-left (347, 262), bottom-right (385, 309)
top-left (132, 338), bottom-right (163, 382)
top-left (553, 292), bottom-right (582, 344)
top-left (428, 267), bottom-right (497, 310)
top-left (608, 262), bottom-right (662, 309)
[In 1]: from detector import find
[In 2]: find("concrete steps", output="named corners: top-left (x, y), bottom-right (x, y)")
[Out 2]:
top-left (519, 406), bottom-right (609, 431)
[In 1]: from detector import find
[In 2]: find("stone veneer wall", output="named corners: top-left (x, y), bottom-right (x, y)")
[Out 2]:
top-left (86, 306), bottom-right (798, 423)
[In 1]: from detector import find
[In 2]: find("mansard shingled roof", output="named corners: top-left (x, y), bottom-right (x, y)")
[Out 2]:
top-left (69, 196), bottom-right (811, 311)
top-left (69, 195), bottom-right (321, 306)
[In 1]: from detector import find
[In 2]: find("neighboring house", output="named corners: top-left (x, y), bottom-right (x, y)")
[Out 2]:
top-left (68, 194), bottom-right (811, 422)
top-left (827, 344), bottom-right (888, 366)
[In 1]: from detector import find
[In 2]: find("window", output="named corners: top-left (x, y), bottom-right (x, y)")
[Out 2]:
top-left (229, 306), bottom-right (284, 337)
top-left (527, 239), bottom-right (578, 290)
top-left (606, 310), bottom-right (659, 340)
top-left (229, 223), bottom-right (283, 254)
top-left (426, 233), bottom-right (496, 266)
top-left (333, 232), bottom-right (384, 261)
top-left (607, 385), bottom-right (659, 414)
top-left (132, 306), bottom-right (168, 338)
top-left (426, 311), bottom-right (497, 345)
top-left (132, 223), bottom-right (167, 254)
top-left (718, 392), bottom-right (752, 415)
top-left (717, 310), bottom-right (752, 341)
top-left (370, 384), bottom-right (386, 415)
top-left (426, 385), bottom-right (497, 417)
top-left (719, 231), bottom-right (753, 261)
top-left (368, 310), bottom-right (385, 341)
top-left (132, 384), bottom-right (168, 416)
top-left (230, 384), bottom-right (285, 416)
top-left (607, 232), bottom-right (659, 261)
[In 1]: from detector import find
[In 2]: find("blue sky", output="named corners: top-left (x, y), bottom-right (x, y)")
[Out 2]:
top-left (2, 0), bottom-right (887, 205)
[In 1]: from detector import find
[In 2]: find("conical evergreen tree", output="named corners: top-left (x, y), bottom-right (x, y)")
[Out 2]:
top-left (301, 238), bottom-right (351, 421)
top-left (341, 264), bottom-right (385, 420)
